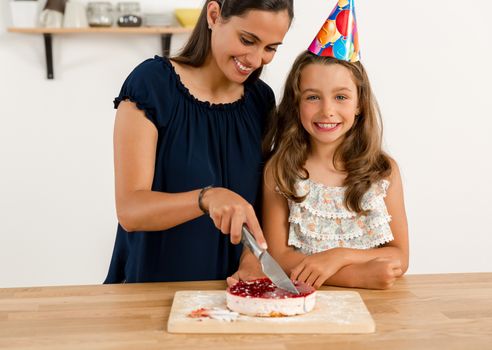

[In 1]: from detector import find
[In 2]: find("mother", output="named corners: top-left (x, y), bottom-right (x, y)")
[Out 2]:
top-left (105, 0), bottom-right (294, 283)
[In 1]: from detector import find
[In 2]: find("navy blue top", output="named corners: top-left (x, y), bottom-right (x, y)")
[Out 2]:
top-left (104, 56), bottom-right (275, 283)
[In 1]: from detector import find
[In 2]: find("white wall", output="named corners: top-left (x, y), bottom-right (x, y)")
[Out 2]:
top-left (1, 0), bottom-right (491, 288)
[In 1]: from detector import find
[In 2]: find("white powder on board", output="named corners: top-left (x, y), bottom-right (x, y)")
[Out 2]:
top-left (177, 291), bottom-right (368, 325)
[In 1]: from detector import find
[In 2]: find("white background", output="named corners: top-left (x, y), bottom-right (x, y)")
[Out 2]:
top-left (0, 0), bottom-right (491, 288)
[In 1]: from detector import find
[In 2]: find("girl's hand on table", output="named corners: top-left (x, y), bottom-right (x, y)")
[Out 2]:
top-left (201, 187), bottom-right (267, 249)
top-left (290, 249), bottom-right (344, 289)
top-left (358, 257), bottom-right (403, 289)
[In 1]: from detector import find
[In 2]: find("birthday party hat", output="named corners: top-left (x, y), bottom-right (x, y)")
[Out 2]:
top-left (308, 0), bottom-right (360, 62)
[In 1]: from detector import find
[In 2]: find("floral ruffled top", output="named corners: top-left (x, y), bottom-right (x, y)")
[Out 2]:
top-left (287, 178), bottom-right (394, 255)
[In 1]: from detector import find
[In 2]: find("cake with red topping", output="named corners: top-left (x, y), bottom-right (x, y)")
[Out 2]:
top-left (226, 278), bottom-right (316, 317)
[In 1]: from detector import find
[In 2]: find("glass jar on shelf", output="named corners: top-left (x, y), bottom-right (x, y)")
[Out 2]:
top-left (87, 2), bottom-right (113, 27)
top-left (116, 2), bottom-right (142, 27)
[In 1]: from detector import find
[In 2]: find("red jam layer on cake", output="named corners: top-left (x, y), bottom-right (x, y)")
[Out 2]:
top-left (227, 278), bottom-right (315, 299)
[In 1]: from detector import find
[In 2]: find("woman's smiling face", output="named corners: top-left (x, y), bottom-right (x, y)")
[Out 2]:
top-left (208, 5), bottom-right (291, 83)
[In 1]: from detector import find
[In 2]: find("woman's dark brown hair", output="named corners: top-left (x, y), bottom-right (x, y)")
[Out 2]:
top-left (172, 0), bottom-right (294, 83)
top-left (263, 51), bottom-right (392, 213)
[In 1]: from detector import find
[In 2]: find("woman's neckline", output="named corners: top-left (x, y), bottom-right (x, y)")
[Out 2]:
top-left (161, 56), bottom-right (248, 110)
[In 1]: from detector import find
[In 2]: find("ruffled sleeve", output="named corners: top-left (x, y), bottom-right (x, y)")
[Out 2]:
top-left (288, 179), bottom-right (394, 254)
top-left (113, 56), bottom-right (175, 129)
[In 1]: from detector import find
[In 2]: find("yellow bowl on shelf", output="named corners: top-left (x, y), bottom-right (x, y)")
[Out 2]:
top-left (174, 8), bottom-right (201, 28)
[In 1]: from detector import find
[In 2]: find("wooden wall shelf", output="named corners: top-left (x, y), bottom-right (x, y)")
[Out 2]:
top-left (7, 26), bottom-right (193, 79)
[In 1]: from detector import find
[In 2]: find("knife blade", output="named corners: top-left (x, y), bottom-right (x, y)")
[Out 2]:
top-left (240, 225), bottom-right (299, 295)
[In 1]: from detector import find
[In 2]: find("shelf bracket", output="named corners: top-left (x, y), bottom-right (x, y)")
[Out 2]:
top-left (39, 32), bottom-right (175, 79)
top-left (43, 33), bottom-right (54, 79)
top-left (161, 34), bottom-right (172, 57)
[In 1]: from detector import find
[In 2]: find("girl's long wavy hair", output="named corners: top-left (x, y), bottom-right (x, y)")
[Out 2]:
top-left (172, 0), bottom-right (294, 84)
top-left (263, 51), bottom-right (392, 213)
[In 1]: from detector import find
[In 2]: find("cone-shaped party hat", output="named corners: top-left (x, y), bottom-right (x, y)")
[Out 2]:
top-left (308, 0), bottom-right (360, 62)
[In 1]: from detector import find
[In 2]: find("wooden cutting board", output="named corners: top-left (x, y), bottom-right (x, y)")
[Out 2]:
top-left (167, 290), bottom-right (375, 334)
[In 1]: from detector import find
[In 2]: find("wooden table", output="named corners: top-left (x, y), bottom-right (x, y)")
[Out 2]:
top-left (1, 273), bottom-right (491, 349)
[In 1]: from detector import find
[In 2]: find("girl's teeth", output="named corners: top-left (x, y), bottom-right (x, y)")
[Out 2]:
top-left (317, 123), bottom-right (338, 128)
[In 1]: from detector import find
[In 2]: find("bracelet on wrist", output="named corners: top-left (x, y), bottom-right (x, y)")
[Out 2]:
top-left (198, 185), bottom-right (214, 215)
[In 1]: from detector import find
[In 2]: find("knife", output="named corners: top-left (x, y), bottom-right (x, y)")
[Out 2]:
top-left (241, 225), bottom-right (299, 295)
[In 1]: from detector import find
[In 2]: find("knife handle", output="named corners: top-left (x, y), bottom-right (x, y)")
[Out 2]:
top-left (241, 226), bottom-right (264, 259)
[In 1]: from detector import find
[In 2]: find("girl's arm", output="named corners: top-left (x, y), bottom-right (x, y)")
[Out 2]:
top-left (291, 159), bottom-right (409, 288)
top-left (114, 101), bottom-right (266, 246)
top-left (323, 258), bottom-right (402, 289)
top-left (261, 165), bottom-right (309, 272)
top-left (328, 159), bottom-right (409, 272)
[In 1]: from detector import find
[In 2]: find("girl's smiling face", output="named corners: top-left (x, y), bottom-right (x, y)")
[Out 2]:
top-left (299, 62), bottom-right (360, 150)
top-left (208, 6), bottom-right (291, 83)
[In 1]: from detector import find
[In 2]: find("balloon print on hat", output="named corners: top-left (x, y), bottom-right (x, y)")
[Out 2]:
top-left (308, 0), bottom-right (360, 62)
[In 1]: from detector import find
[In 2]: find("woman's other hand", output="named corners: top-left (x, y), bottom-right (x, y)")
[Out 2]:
top-left (201, 187), bottom-right (267, 248)
top-left (226, 249), bottom-right (265, 287)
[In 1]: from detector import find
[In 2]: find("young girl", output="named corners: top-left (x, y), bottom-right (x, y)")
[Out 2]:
top-left (231, 50), bottom-right (409, 290)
